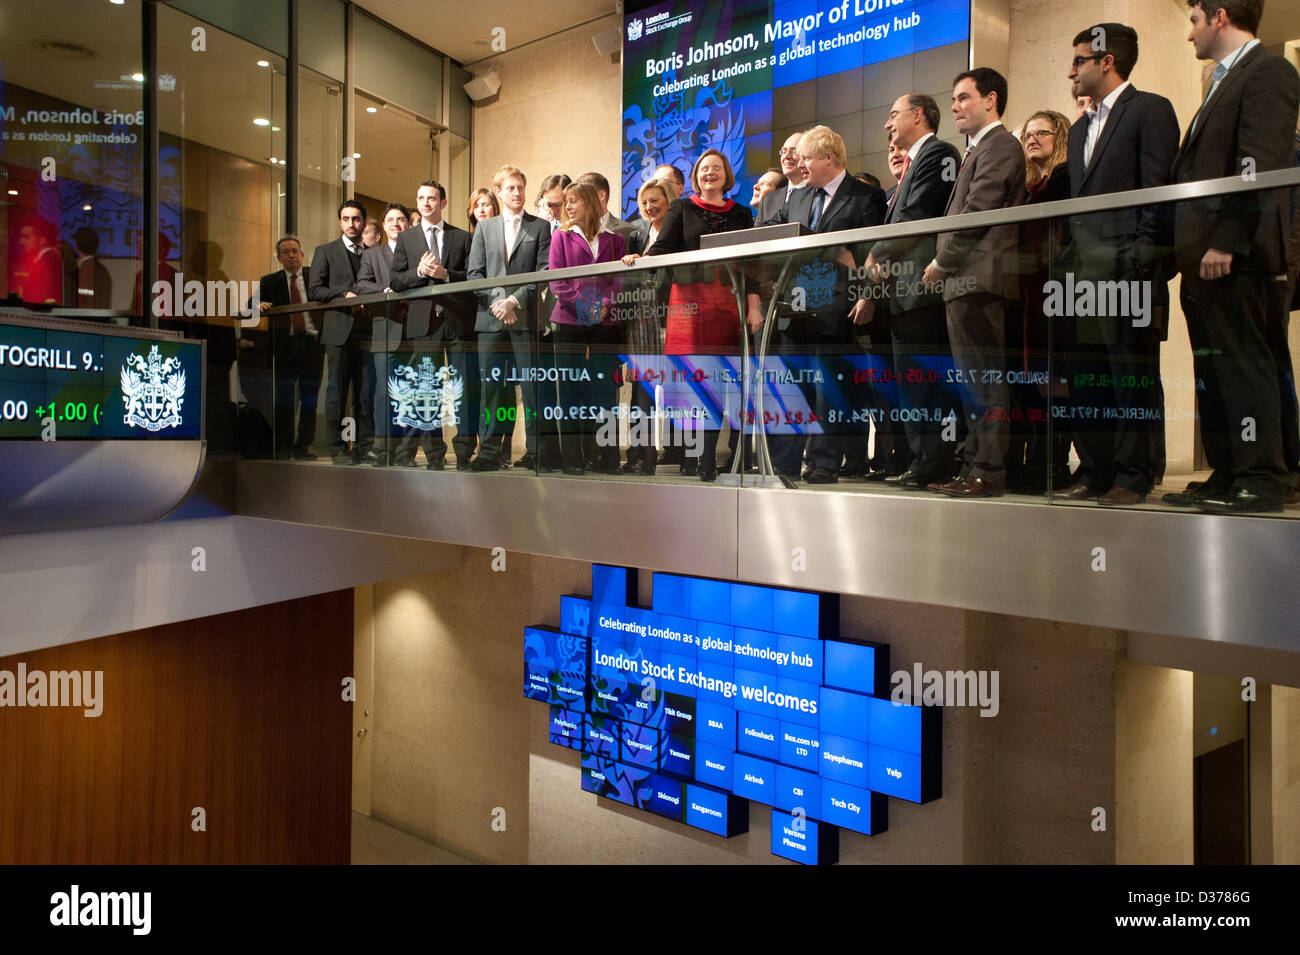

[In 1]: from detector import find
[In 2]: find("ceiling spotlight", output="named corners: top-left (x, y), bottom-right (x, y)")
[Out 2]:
top-left (82, 203), bottom-right (93, 211)
top-left (269, 157), bottom-right (278, 164)
top-left (365, 106), bottom-right (378, 113)
top-left (110, 0), bottom-right (125, 5)
top-left (278, 159), bottom-right (287, 165)
top-left (256, 60), bottom-right (270, 68)
top-left (7, 189), bottom-right (18, 196)
top-left (253, 117), bottom-right (270, 126)
top-left (131, 73), bottom-right (144, 82)
top-left (271, 125), bottom-right (281, 132)
top-left (353, 152), bottom-right (361, 158)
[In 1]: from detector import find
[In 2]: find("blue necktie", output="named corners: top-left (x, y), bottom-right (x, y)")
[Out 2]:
top-left (809, 188), bottom-right (827, 230)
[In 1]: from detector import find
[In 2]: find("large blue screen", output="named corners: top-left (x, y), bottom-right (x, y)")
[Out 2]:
top-left (525, 565), bottom-right (941, 864)
top-left (621, 0), bottom-right (972, 215)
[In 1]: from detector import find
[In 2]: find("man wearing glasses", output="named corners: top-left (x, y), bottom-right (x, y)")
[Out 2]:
top-left (759, 131), bottom-right (808, 225)
top-left (1054, 22), bottom-right (1180, 507)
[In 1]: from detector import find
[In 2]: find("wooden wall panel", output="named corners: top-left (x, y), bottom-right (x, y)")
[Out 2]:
top-left (0, 590), bottom-right (353, 864)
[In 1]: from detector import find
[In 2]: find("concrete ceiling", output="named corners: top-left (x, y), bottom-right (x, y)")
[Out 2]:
top-left (356, 0), bottom-right (618, 66)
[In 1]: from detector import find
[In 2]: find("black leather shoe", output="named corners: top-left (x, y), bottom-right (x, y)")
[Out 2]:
top-left (699, 465), bottom-right (718, 482)
top-left (1195, 487), bottom-right (1284, 514)
top-left (426, 456), bottom-right (446, 471)
top-left (455, 459), bottom-right (471, 472)
top-left (839, 463), bottom-right (867, 479)
top-left (1162, 485), bottom-right (1219, 507)
top-left (469, 456), bottom-right (499, 472)
top-left (806, 467), bottom-right (838, 485)
top-left (885, 469), bottom-right (931, 489)
top-left (863, 468), bottom-right (891, 482)
top-left (680, 459), bottom-right (698, 476)
top-left (514, 453), bottom-right (536, 469)
top-left (929, 476), bottom-right (1004, 497)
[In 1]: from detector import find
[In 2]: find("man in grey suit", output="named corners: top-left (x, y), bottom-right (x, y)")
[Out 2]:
top-left (922, 68), bottom-right (1026, 497)
top-left (577, 171), bottom-right (639, 240)
top-left (310, 199), bottom-right (376, 465)
top-left (862, 93), bottom-right (964, 488)
top-left (352, 202), bottom-right (409, 466)
top-left (467, 164), bottom-right (552, 472)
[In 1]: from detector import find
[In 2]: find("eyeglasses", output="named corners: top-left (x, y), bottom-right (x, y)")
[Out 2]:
top-left (1071, 54), bottom-right (1104, 69)
top-left (778, 147), bottom-right (799, 156)
top-left (1023, 130), bottom-right (1056, 141)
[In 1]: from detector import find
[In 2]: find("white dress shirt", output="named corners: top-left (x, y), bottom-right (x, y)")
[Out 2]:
top-left (1083, 80), bottom-right (1131, 166)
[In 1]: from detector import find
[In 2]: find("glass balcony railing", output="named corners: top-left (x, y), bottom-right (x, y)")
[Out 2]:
top-left (252, 168), bottom-right (1300, 519)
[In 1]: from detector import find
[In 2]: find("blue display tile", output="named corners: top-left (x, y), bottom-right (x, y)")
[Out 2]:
top-left (771, 809), bottom-right (838, 866)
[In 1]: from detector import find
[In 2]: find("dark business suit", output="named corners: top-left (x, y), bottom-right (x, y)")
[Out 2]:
top-left (771, 173), bottom-right (889, 476)
top-left (934, 122), bottom-right (1026, 487)
top-left (353, 243), bottom-right (400, 460)
top-left (757, 184), bottom-right (794, 227)
top-left (258, 268), bottom-right (323, 456)
top-left (1170, 43), bottom-right (1300, 502)
top-left (867, 133), bottom-right (963, 482)
top-left (310, 235), bottom-right (371, 457)
top-left (1064, 84), bottom-right (1180, 496)
top-left (389, 220), bottom-right (475, 465)
top-left (467, 211), bottom-right (552, 465)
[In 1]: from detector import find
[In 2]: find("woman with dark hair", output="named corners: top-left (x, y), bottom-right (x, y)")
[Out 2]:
top-left (1008, 109), bottom-right (1073, 493)
top-left (546, 181), bottom-right (627, 474)
top-left (466, 187), bottom-right (499, 233)
top-left (629, 148), bottom-right (757, 481)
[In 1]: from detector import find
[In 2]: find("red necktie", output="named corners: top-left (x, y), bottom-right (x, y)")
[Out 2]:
top-left (288, 271), bottom-right (306, 334)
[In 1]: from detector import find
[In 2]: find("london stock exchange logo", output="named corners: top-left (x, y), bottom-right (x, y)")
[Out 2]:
top-left (626, 18), bottom-right (643, 42)
top-left (120, 345), bottom-right (186, 431)
top-left (389, 356), bottom-right (464, 431)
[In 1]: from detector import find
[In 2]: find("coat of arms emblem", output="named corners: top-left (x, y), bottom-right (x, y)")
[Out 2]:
top-left (120, 345), bottom-right (186, 431)
top-left (626, 18), bottom-right (643, 41)
top-left (389, 356), bottom-right (465, 431)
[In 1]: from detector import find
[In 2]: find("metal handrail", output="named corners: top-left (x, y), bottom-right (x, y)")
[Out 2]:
top-left (265, 166), bottom-right (1300, 315)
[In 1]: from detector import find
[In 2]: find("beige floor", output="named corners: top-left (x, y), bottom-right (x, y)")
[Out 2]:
top-left (351, 812), bottom-right (475, 865)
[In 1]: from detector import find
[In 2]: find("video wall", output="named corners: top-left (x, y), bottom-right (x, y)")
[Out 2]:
top-left (524, 564), bottom-right (940, 865)
top-left (621, 0), bottom-right (972, 215)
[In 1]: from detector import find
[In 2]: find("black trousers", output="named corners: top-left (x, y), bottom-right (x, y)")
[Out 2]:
top-left (1265, 276), bottom-right (1300, 486)
top-left (273, 333), bottom-right (323, 454)
top-left (891, 301), bottom-right (957, 481)
top-left (325, 335), bottom-right (372, 456)
top-left (1180, 271), bottom-right (1286, 497)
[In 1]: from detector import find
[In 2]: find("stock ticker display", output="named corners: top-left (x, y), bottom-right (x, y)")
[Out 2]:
top-left (524, 565), bottom-right (940, 865)
top-left (0, 321), bottom-right (203, 439)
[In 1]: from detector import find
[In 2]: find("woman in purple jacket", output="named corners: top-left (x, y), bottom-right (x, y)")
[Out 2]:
top-left (547, 182), bottom-right (627, 474)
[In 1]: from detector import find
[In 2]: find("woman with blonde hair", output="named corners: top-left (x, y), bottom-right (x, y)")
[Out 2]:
top-left (1008, 108), bottom-right (1073, 493)
top-left (621, 175), bottom-right (680, 473)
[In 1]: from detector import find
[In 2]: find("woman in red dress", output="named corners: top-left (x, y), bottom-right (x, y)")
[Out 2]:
top-left (633, 149), bottom-right (756, 480)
